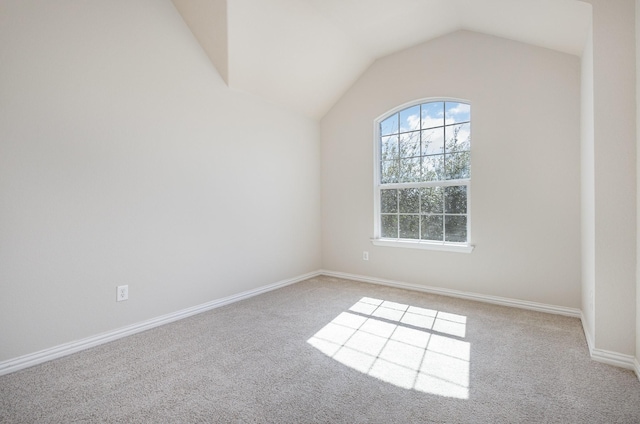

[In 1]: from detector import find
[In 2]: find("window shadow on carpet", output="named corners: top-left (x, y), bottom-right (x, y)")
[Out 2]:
top-left (307, 297), bottom-right (470, 399)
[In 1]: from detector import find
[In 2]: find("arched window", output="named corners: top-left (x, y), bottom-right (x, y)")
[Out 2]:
top-left (373, 99), bottom-right (473, 252)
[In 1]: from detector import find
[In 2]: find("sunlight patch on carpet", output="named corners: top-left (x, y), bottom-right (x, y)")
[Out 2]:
top-left (307, 297), bottom-right (470, 399)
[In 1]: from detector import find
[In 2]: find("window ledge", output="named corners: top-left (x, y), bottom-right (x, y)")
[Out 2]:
top-left (370, 238), bottom-right (475, 253)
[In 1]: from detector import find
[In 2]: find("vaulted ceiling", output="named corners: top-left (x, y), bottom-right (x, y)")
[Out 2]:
top-left (171, 0), bottom-right (592, 119)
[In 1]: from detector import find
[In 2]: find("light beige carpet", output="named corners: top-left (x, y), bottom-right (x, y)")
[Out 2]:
top-left (1, 275), bottom-right (639, 423)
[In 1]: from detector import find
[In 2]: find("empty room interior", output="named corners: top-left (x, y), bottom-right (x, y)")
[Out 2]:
top-left (1, 0), bottom-right (640, 422)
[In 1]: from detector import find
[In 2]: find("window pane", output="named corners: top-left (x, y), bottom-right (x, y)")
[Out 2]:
top-left (400, 105), bottom-right (421, 133)
top-left (445, 185), bottom-right (467, 214)
top-left (399, 188), bottom-right (420, 213)
top-left (399, 131), bottom-right (420, 158)
top-left (399, 157), bottom-right (421, 183)
top-left (381, 160), bottom-right (399, 183)
top-left (381, 113), bottom-right (399, 136)
top-left (421, 154), bottom-right (444, 181)
top-left (400, 215), bottom-right (420, 239)
top-left (445, 123), bottom-right (470, 153)
top-left (381, 135), bottom-right (399, 161)
top-left (421, 127), bottom-right (444, 155)
top-left (420, 187), bottom-right (444, 213)
top-left (421, 102), bottom-right (444, 129)
top-left (421, 215), bottom-right (443, 241)
top-left (377, 101), bottom-right (471, 247)
top-left (444, 152), bottom-right (470, 179)
top-left (382, 215), bottom-right (398, 238)
top-left (445, 216), bottom-right (467, 242)
top-left (381, 189), bottom-right (398, 213)
top-left (445, 102), bottom-right (470, 124)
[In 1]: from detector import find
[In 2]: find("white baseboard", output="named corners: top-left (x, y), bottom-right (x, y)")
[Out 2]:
top-left (322, 270), bottom-right (640, 373)
top-left (579, 312), bottom-right (636, 372)
top-left (590, 348), bottom-right (636, 371)
top-left (580, 312), bottom-right (594, 352)
top-left (2, 269), bottom-right (635, 378)
top-left (0, 270), bottom-right (321, 376)
top-left (320, 270), bottom-right (582, 318)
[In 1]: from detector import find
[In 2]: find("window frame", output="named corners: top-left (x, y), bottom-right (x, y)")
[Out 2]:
top-left (372, 98), bottom-right (474, 253)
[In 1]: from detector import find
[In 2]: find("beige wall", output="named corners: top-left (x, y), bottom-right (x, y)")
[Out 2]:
top-left (581, 19), bottom-right (596, 349)
top-left (0, 0), bottom-right (637, 370)
top-left (0, 0), bottom-right (321, 361)
top-left (321, 31), bottom-right (582, 308)
top-left (583, 0), bottom-right (636, 356)
top-left (637, 0), bottom-right (640, 368)
top-left (171, 0), bottom-right (228, 84)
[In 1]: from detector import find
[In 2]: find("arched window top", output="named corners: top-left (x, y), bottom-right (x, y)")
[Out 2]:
top-left (379, 100), bottom-right (470, 138)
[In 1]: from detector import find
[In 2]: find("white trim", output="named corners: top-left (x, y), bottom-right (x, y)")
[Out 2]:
top-left (0, 270), bottom-right (321, 376)
top-left (380, 179), bottom-right (471, 189)
top-left (4, 269), bottom-right (635, 378)
top-left (373, 98), bottom-right (473, 246)
top-left (321, 271), bottom-right (640, 373)
top-left (590, 348), bottom-right (636, 371)
top-left (371, 238), bottom-right (474, 253)
top-left (372, 96), bottom-right (473, 127)
top-left (580, 311), bottom-right (636, 372)
top-left (320, 270), bottom-right (581, 318)
top-left (581, 311), bottom-right (595, 353)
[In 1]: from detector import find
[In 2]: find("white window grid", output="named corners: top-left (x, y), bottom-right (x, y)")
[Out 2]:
top-left (373, 98), bottom-right (472, 249)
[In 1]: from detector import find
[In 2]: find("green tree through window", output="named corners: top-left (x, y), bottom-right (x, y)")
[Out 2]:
top-left (376, 100), bottom-right (471, 245)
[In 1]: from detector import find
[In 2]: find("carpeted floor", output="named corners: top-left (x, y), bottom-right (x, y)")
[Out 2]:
top-left (1, 275), bottom-right (639, 423)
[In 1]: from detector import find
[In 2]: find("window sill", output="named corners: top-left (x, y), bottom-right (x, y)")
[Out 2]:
top-left (370, 238), bottom-right (475, 253)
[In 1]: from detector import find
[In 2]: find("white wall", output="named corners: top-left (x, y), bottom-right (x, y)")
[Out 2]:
top-left (0, 0), bottom-right (636, 370)
top-left (0, 0), bottom-right (321, 362)
top-left (584, 0), bottom-right (636, 357)
top-left (581, 21), bottom-right (596, 350)
top-left (321, 31), bottom-right (582, 308)
top-left (636, 0), bottom-right (640, 370)
top-left (171, 0), bottom-right (228, 84)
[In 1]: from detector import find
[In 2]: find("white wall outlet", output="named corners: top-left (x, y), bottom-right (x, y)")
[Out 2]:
top-left (363, 251), bottom-right (369, 261)
top-left (116, 285), bottom-right (129, 302)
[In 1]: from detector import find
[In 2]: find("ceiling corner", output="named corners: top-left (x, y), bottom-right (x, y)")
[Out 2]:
top-left (171, 0), bottom-right (230, 85)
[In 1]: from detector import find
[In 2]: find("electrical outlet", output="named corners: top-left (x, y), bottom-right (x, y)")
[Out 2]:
top-left (363, 251), bottom-right (369, 261)
top-left (116, 285), bottom-right (128, 302)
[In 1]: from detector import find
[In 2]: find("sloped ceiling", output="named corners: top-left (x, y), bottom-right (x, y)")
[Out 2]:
top-left (172, 0), bottom-right (592, 119)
